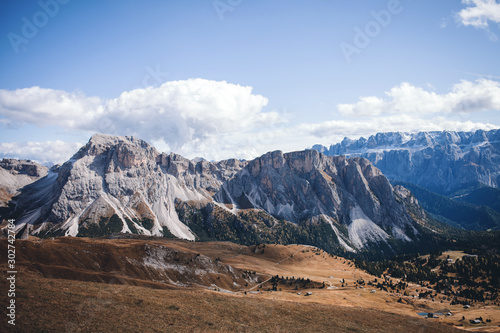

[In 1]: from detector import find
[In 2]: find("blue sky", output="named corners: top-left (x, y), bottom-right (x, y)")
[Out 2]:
top-left (1, 0), bottom-right (500, 164)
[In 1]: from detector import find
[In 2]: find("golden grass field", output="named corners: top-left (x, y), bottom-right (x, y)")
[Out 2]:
top-left (0, 237), bottom-right (498, 332)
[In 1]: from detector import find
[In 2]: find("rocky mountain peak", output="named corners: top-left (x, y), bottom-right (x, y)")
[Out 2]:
top-left (214, 148), bottom-right (417, 250)
top-left (248, 150), bottom-right (285, 176)
top-left (471, 129), bottom-right (488, 143)
top-left (157, 152), bottom-right (194, 177)
top-left (73, 134), bottom-right (158, 162)
top-left (284, 149), bottom-right (328, 174)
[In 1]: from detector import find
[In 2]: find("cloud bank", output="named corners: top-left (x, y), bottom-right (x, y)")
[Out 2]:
top-left (0, 141), bottom-right (83, 165)
top-left (337, 79), bottom-right (500, 117)
top-left (0, 79), bottom-right (282, 160)
top-left (1, 78), bottom-right (499, 164)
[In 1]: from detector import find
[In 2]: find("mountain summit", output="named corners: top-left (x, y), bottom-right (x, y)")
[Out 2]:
top-left (5, 134), bottom-right (431, 252)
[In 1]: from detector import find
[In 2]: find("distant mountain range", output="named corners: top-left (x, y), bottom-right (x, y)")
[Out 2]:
top-left (312, 129), bottom-right (500, 196)
top-left (1, 134), bottom-right (439, 254)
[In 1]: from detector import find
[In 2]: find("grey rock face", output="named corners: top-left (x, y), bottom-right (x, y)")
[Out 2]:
top-left (214, 149), bottom-right (419, 249)
top-left (156, 152), bottom-right (246, 195)
top-left (0, 159), bottom-right (48, 178)
top-left (393, 185), bottom-right (426, 222)
top-left (0, 159), bottom-right (48, 207)
top-left (312, 129), bottom-right (500, 195)
top-left (6, 134), bottom-right (425, 251)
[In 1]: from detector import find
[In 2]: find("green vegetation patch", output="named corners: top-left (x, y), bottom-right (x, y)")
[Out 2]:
top-left (77, 214), bottom-right (123, 237)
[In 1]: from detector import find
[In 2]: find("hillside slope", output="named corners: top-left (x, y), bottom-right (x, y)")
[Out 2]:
top-left (392, 181), bottom-right (500, 231)
top-left (454, 186), bottom-right (500, 214)
top-left (0, 159), bottom-right (47, 208)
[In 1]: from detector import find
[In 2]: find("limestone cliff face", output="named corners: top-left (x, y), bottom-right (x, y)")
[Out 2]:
top-left (156, 152), bottom-right (246, 195)
top-left (312, 129), bottom-right (500, 195)
top-left (393, 185), bottom-right (427, 222)
top-left (6, 134), bottom-right (427, 251)
top-left (215, 149), bottom-right (418, 250)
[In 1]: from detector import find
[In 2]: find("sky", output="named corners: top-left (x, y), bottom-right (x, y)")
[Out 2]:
top-left (1, 0), bottom-right (500, 164)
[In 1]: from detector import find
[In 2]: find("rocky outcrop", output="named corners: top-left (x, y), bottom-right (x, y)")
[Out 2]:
top-left (393, 185), bottom-right (427, 222)
top-left (156, 152), bottom-right (245, 195)
top-left (0, 158), bottom-right (48, 177)
top-left (312, 129), bottom-right (500, 195)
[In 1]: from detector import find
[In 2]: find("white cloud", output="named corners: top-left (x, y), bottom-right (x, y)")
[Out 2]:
top-left (337, 79), bottom-right (500, 116)
top-left (100, 79), bottom-right (275, 151)
top-left (0, 79), bottom-right (281, 160)
top-left (0, 87), bottom-right (102, 128)
top-left (458, 0), bottom-right (500, 28)
top-left (0, 141), bottom-right (83, 165)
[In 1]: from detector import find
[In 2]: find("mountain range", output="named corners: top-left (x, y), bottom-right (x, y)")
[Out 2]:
top-left (312, 129), bottom-right (500, 196)
top-left (1, 134), bottom-right (436, 254)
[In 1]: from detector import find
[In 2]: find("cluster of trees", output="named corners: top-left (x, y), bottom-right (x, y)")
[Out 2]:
top-left (264, 275), bottom-right (323, 291)
top-left (441, 255), bottom-right (500, 289)
top-left (355, 255), bottom-right (438, 284)
top-left (365, 277), bottom-right (409, 294)
top-left (77, 215), bottom-right (123, 237)
top-left (355, 251), bottom-right (500, 304)
top-left (67, 215), bottom-right (160, 238)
